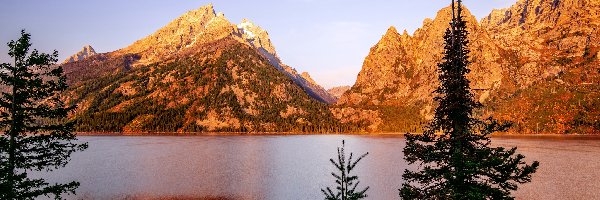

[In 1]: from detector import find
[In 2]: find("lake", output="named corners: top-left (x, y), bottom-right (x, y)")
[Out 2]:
top-left (35, 135), bottom-right (600, 200)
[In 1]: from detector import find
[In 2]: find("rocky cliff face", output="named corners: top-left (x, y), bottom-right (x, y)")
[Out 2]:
top-left (238, 18), bottom-right (277, 57)
top-left (481, 0), bottom-right (600, 87)
top-left (336, 6), bottom-right (504, 132)
top-left (63, 45), bottom-right (97, 63)
top-left (480, 0), bottom-right (600, 134)
top-left (340, 6), bottom-right (503, 107)
top-left (62, 4), bottom-right (345, 133)
top-left (117, 4), bottom-right (236, 63)
top-left (338, 1), bottom-right (599, 134)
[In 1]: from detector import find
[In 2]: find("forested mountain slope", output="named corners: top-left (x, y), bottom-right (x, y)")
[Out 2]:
top-left (62, 4), bottom-right (347, 133)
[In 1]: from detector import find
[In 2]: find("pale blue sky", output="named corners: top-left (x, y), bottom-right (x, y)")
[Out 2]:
top-left (0, 0), bottom-right (516, 88)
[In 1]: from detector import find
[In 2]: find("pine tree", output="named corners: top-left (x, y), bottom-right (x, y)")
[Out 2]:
top-left (0, 30), bottom-right (88, 199)
top-left (399, 1), bottom-right (539, 199)
top-left (322, 140), bottom-right (369, 200)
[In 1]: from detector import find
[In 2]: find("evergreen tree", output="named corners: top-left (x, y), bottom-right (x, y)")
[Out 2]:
top-left (0, 30), bottom-right (88, 199)
top-left (322, 140), bottom-right (369, 200)
top-left (399, 1), bottom-right (539, 199)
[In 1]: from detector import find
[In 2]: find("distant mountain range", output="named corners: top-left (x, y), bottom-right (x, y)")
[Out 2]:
top-left (63, 0), bottom-right (599, 134)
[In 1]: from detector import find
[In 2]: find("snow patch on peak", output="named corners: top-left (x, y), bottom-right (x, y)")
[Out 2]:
top-left (237, 19), bottom-right (256, 38)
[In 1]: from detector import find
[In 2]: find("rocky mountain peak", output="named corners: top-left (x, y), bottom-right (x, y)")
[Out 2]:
top-left (385, 26), bottom-right (399, 35)
top-left (379, 26), bottom-right (401, 43)
top-left (237, 19), bottom-right (277, 57)
top-left (172, 3), bottom-right (219, 28)
top-left (337, 3), bottom-right (504, 130)
top-left (200, 3), bottom-right (216, 15)
top-left (119, 3), bottom-right (236, 62)
top-left (402, 29), bottom-right (409, 36)
top-left (239, 18), bottom-right (253, 27)
top-left (369, 26), bottom-right (406, 57)
top-left (82, 45), bottom-right (95, 52)
top-left (63, 45), bottom-right (97, 63)
top-left (415, 5), bottom-right (479, 38)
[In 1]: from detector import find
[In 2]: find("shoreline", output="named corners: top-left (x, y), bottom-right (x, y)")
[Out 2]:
top-left (75, 132), bottom-right (600, 139)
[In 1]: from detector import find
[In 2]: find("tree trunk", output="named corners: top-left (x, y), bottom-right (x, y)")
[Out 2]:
top-left (7, 57), bottom-right (19, 199)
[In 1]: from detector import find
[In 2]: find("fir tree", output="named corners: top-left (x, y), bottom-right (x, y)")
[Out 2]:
top-left (322, 140), bottom-right (369, 200)
top-left (0, 30), bottom-right (88, 199)
top-left (399, 1), bottom-right (539, 199)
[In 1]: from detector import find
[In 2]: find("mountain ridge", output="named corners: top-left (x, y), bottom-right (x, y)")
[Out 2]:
top-left (62, 4), bottom-right (350, 133)
top-left (60, 2), bottom-right (598, 134)
top-left (64, 4), bottom-right (335, 104)
top-left (337, 1), bottom-right (599, 134)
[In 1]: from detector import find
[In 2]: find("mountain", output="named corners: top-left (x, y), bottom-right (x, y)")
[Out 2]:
top-left (113, 5), bottom-right (335, 104)
top-left (336, 1), bottom-right (599, 134)
top-left (327, 86), bottom-right (351, 100)
top-left (62, 4), bottom-right (349, 133)
top-left (335, 6), bottom-right (504, 132)
top-left (480, 0), bottom-right (600, 134)
top-left (63, 45), bottom-right (97, 63)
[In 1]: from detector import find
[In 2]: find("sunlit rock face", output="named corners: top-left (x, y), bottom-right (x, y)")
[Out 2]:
top-left (64, 45), bottom-right (97, 64)
top-left (481, 0), bottom-right (600, 86)
top-left (337, 1), bottom-right (600, 134)
top-left (341, 6), bottom-right (502, 106)
top-left (480, 0), bottom-right (600, 134)
top-left (336, 6), bottom-right (503, 131)
top-left (118, 4), bottom-right (228, 61)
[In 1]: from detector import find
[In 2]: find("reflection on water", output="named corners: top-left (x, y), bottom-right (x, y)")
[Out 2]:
top-left (35, 135), bottom-right (600, 200)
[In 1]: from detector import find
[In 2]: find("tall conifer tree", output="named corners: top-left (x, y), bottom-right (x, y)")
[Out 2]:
top-left (400, 1), bottom-right (539, 199)
top-left (0, 30), bottom-right (88, 199)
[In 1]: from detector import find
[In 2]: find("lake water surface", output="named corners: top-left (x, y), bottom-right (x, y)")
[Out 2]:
top-left (37, 135), bottom-right (600, 200)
